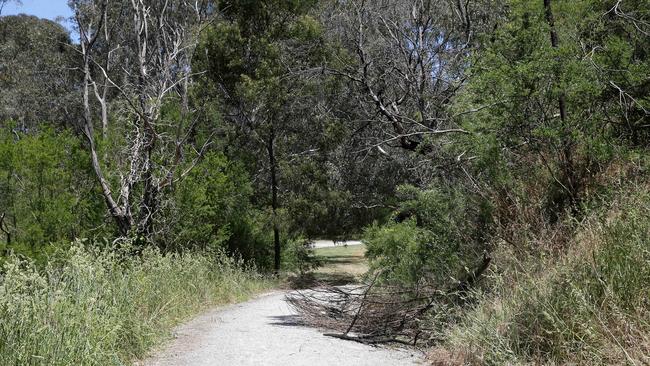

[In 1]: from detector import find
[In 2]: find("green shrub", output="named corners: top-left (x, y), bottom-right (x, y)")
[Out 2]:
top-left (0, 127), bottom-right (105, 262)
top-left (168, 152), bottom-right (252, 250)
top-left (0, 241), bottom-right (274, 365)
top-left (363, 185), bottom-right (480, 287)
top-left (166, 152), bottom-right (276, 269)
top-left (282, 237), bottom-right (320, 275)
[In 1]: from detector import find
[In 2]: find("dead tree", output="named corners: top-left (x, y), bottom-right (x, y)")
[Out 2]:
top-left (322, 0), bottom-right (499, 156)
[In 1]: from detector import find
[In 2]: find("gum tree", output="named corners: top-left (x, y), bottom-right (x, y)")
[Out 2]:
top-left (71, 0), bottom-right (214, 240)
top-left (196, 0), bottom-right (328, 272)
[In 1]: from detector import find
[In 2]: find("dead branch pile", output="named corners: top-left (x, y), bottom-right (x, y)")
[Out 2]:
top-left (286, 253), bottom-right (491, 346)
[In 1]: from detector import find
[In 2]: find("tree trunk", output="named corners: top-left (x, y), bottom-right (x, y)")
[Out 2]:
top-left (543, 0), bottom-right (567, 123)
top-left (268, 125), bottom-right (281, 274)
top-left (0, 213), bottom-right (11, 246)
top-left (82, 51), bottom-right (131, 236)
top-left (99, 84), bottom-right (109, 140)
top-left (543, 0), bottom-right (577, 210)
top-left (137, 153), bottom-right (158, 240)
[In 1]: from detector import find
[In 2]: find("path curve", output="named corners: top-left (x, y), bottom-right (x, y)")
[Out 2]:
top-left (138, 291), bottom-right (423, 366)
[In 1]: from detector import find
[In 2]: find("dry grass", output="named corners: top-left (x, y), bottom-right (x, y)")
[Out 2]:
top-left (287, 244), bottom-right (368, 289)
top-left (313, 244), bottom-right (368, 277)
top-left (442, 185), bottom-right (650, 365)
top-left (426, 348), bottom-right (467, 366)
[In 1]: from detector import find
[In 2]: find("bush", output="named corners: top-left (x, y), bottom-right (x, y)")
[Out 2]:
top-left (166, 152), bottom-right (276, 269)
top-left (0, 241), bottom-right (275, 365)
top-left (0, 127), bottom-right (105, 262)
top-left (446, 188), bottom-right (650, 365)
top-left (363, 185), bottom-right (481, 287)
top-left (282, 237), bottom-right (320, 275)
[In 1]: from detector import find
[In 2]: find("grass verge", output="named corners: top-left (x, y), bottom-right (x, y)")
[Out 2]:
top-left (441, 187), bottom-right (650, 365)
top-left (310, 244), bottom-right (368, 285)
top-left (0, 242), bottom-right (276, 366)
top-left (313, 244), bottom-right (368, 276)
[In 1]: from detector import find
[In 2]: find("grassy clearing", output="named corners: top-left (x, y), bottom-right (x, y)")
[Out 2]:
top-left (313, 244), bottom-right (368, 276)
top-left (0, 242), bottom-right (276, 366)
top-left (288, 244), bottom-right (368, 288)
top-left (440, 187), bottom-right (650, 365)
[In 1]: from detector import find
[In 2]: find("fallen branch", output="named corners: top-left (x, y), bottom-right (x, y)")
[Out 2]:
top-left (287, 252), bottom-right (492, 346)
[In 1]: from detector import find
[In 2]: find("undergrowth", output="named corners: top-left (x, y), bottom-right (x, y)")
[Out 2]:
top-left (443, 187), bottom-right (650, 365)
top-left (0, 242), bottom-right (275, 366)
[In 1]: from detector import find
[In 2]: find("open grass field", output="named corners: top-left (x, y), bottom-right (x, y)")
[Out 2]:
top-left (312, 244), bottom-right (368, 284)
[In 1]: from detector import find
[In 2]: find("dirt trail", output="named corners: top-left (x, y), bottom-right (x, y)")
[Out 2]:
top-left (138, 291), bottom-right (423, 366)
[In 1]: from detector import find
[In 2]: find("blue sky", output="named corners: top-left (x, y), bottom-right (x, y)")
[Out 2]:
top-left (2, 0), bottom-right (72, 20)
top-left (2, 0), bottom-right (76, 38)
top-left (2, 0), bottom-right (72, 26)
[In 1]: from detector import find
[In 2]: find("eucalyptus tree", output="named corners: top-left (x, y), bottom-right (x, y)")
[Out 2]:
top-left (0, 15), bottom-right (79, 129)
top-left (196, 0), bottom-right (330, 272)
top-left (70, 0), bottom-right (214, 240)
top-left (321, 0), bottom-right (500, 158)
top-left (290, 0), bottom-right (504, 221)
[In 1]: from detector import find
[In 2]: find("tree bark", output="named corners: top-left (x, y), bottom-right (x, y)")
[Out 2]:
top-left (137, 147), bottom-right (158, 240)
top-left (0, 213), bottom-right (11, 246)
top-left (543, 0), bottom-right (578, 209)
top-left (268, 124), bottom-right (281, 274)
top-left (543, 0), bottom-right (567, 123)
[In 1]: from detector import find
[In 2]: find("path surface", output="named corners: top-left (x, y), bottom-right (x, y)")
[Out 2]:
top-left (311, 239), bottom-right (363, 248)
top-left (138, 291), bottom-right (423, 366)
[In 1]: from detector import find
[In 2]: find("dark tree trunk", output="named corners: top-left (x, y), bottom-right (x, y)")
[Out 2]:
top-left (268, 125), bottom-right (281, 274)
top-left (543, 0), bottom-right (567, 123)
top-left (138, 178), bottom-right (158, 239)
top-left (0, 213), bottom-right (11, 246)
top-left (137, 130), bottom-right (158, 241)
top-left (543, 0), bottom-right (578, 212)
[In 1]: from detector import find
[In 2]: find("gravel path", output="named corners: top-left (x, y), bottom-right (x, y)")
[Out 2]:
top-left (310, 239), bottom-right (363, 248)
top-left (138, 291), bottom-right (423, 366)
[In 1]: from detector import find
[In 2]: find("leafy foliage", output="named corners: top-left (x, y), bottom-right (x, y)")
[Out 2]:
top-left (166, 152), bottom-right (277, 267)
top-left (282, 237), bottom-right (320, 275)
top-left (457, 0), bottom-right (649, 217)
top-left (0, 15), bottom-right (79, 129)
top-left (364, 185), bottom-right (480, 287)
top-left (0, 128), bottom-right (104, 262)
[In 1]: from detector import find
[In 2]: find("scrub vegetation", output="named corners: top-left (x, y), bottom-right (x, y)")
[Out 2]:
top-left (0, 0), bottom-right (648, 364)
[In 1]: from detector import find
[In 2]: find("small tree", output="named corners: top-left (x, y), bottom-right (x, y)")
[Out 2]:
top-left (197, 0), bottom-right (328, 272)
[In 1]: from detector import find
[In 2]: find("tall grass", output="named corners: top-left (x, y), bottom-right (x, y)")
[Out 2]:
top-left (444, 188), bottom-right (650, 365)
top-left (0, 242), bottom-right (275, 365)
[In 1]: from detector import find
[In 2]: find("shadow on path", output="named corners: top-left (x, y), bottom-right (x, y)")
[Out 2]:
top-left (267, 314), bottom-right (305, 327)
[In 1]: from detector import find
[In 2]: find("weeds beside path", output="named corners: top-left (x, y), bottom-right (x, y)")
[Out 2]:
top-left (0, 244), bottom-right (276, 366)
